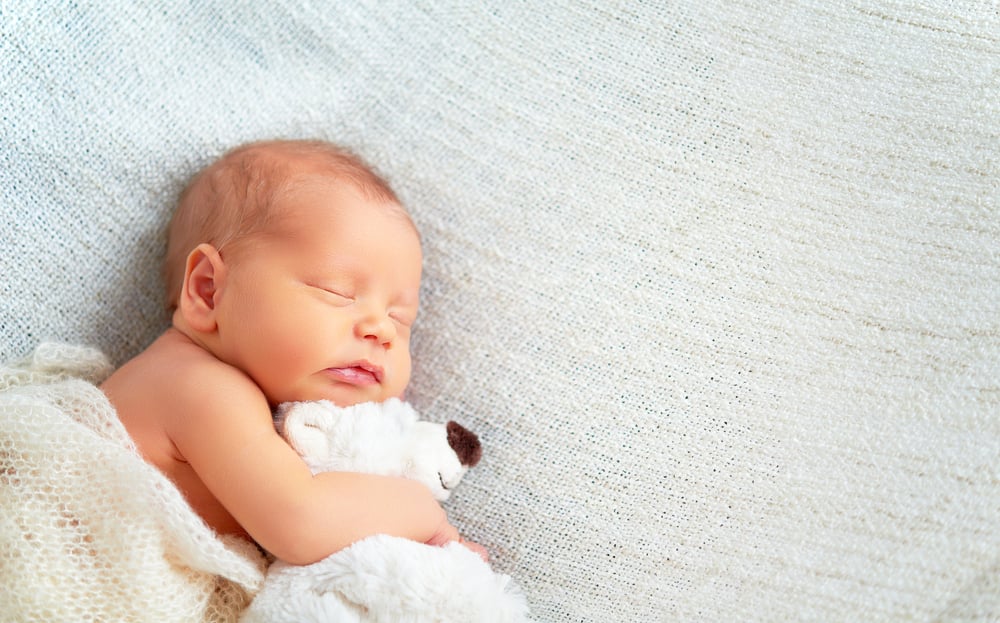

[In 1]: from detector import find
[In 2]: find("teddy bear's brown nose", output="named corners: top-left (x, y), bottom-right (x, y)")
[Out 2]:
top-left (446, 421), bottom-right (482, 467)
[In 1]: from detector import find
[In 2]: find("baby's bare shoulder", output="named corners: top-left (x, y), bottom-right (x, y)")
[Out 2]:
top-left (150, 334), bottom-right (272, 432)
top-left (181, 360), bottom-right (267, 416)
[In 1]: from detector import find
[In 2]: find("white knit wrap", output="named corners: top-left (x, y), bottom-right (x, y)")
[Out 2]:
top-left (0, 344), bottom-right (265, 622)
top-left (1, 2), bottom-right (998, 621)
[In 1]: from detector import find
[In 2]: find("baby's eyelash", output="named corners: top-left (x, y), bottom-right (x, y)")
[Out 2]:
top-left (310, 283), bottom-right (354, 302)
top-left (389, 312), bottom-right (415, 327)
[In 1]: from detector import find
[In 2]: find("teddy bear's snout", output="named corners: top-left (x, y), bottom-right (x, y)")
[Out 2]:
top-left (446, 421), bottom-right (482, 467)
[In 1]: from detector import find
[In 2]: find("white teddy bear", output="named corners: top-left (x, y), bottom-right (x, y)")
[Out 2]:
top-left (240, 398), bottom-right (531, 623)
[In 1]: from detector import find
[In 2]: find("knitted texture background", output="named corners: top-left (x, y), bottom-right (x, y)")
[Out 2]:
top-left (1, 2), bottom-right (998, 621)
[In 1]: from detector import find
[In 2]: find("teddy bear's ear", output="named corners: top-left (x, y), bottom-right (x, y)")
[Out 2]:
top-left (446, 421), bottom-right (482, 467)
top-left (279, 402), bottom-right (333, 461)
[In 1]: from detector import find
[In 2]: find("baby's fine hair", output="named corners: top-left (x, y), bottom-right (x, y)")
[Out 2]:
top-left (162, 139), bottom-right (402, 309)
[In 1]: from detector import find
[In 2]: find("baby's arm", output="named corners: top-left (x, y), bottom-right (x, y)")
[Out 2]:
top-left (167, 364), bottom-right (459, 565)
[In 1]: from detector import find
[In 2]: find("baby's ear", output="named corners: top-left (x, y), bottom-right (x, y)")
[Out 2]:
top-left (178, 243), bottom-right (226, 332)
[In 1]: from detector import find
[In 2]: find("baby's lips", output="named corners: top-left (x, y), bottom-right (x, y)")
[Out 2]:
top-left (325, 366), bottom-right (380, 386)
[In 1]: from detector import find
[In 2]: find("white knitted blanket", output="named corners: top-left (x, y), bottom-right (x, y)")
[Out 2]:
top-left (0, 344), bottom-right (265, 622)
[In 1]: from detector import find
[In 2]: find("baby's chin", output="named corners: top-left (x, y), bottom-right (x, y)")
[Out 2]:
top-left (268, 382), bottom-right (404, 408)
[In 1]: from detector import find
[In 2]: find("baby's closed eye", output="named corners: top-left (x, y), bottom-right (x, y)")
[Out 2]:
top-left (389, 311), bottom-right (416, 327)
top-left (310, 283), bottom-right (355, 304)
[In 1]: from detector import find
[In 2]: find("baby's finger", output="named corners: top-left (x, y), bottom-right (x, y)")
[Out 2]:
top-left (458, 536), bottom-right (490, 562)
top-left (424, 519), bottom-right (461, 548)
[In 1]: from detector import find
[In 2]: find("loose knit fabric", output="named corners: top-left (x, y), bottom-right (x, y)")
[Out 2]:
top-left (0, 344), bottom-right (265, 622)
top-left (1, 3), bottom-right (998, 621)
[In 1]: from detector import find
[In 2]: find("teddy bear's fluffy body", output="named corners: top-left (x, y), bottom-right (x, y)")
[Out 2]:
top-left (240, 398), bottom-right (531, 623)
top-left (245, 536), bottom-right (528, 623)
top-left (273, 398), bottom-right (476, 501)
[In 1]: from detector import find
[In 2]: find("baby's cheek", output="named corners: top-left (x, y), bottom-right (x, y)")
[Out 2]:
top-left (261, 314), bottom-right (327, 375)
top-left (283, 309), bottom-right (337, 351)
top-left (391, 356), bottom-right (413, 397)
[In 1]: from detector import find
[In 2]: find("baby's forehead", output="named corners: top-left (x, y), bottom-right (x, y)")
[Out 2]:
top-left (275, 172), bottom-right (415, 230)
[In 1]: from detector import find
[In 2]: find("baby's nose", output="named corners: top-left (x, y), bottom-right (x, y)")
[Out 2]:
top-left (356, 313), bottom-right (396, 345)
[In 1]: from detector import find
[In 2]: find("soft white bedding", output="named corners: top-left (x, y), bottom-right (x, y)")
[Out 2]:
top-left (1, 3), bottom-right (997, 621)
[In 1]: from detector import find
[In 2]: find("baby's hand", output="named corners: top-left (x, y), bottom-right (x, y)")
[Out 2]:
top-left (424, 517), bottom-right (489, 562)
top-left (458, 536), bottom-right (490, 562)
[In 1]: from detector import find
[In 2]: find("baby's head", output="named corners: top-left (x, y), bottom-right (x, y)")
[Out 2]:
top-left (163, 140), bottom-right (406, 307)
top-left (165, 139), bottom-right (422, 407)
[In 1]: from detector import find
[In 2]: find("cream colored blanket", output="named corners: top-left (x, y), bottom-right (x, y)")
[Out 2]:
top-left (0, 343), bottom-right (265, 622)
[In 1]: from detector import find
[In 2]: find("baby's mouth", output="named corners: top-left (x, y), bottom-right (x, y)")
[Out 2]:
top-left (325, 362), bottom-right (383, 386)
